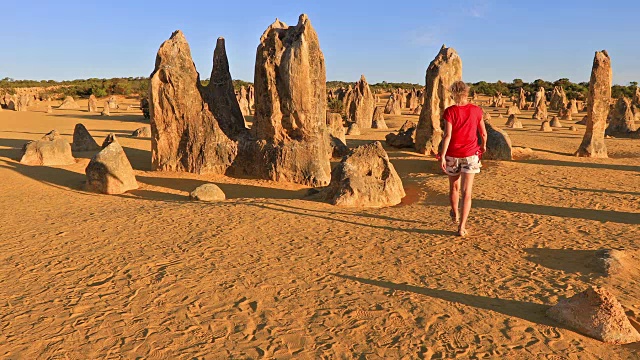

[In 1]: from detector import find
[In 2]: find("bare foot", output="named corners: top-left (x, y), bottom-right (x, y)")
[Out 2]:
top-left (449, 209), bottom-right (459, 224)
top-left (457, 228), bottom-right (468, 237)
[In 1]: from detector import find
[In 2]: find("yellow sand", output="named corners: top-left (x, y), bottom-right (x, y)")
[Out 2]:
top-left (0, 95), bottom-right (639, 359)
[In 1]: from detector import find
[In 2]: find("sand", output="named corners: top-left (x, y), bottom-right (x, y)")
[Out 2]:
top-left (0, 95), bottom-right (639, 359)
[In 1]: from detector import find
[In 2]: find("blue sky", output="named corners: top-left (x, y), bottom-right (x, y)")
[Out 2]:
top-left (1, 0), bottom-right (638, 85)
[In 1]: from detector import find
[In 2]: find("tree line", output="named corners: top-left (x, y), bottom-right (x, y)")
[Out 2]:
top-left (1, 77), bottom-right (637, 100)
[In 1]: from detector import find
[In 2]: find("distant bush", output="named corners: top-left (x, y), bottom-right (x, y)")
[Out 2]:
top-left (327, 98), bottom-right (343, 114)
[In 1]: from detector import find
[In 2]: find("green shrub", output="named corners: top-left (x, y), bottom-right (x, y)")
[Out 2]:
top-left (327, 98), bottom-right (343, 114)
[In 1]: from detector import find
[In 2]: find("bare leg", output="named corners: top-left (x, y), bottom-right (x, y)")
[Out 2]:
top-left (458, 172), bottom-right (476, 236)
top-left (448, 175), bottom-right (460, 223)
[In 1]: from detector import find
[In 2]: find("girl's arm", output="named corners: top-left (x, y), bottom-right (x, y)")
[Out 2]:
top-left (439, 121), bottom-right (453, 172)
top-left (479, 119), bottom-right (488, 153)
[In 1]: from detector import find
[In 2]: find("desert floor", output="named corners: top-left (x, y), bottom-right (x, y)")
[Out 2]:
top-left (0, 96), bottom-right (639, 359)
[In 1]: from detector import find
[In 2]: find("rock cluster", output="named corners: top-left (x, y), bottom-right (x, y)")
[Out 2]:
top-left (606, 97), bottom-right (637, 135)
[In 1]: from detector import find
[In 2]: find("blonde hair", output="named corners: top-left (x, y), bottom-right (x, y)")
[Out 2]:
top-left (450, 81), bottom-right (470, 103)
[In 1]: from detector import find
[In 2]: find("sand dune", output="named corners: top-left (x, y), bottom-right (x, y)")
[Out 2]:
top-left (0, 96), bottom-right (639, 358)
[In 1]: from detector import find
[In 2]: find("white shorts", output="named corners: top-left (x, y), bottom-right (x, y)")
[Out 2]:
top-left (445, 155), bottom-right (481, 176)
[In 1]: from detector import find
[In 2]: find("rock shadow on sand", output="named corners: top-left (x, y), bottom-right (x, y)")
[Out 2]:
top-left (474, 199), bottom-right (639, 225)
top-left (332, 273), bottom-right (565, 329)
top-left (248, 202), bottom-right (452, 236)
top-left (524, 248), bottom-right (601, 276)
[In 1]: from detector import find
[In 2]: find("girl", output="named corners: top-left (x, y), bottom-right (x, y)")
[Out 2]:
top-left (439, 81), bottom-right (487, 237)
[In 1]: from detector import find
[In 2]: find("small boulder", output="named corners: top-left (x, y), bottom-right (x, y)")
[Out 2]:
top-left (576, 116), bottom-right (588, 125)
top-left (189, 184), bottom-right (226, 201)
top-left (46, 105), bottom-right (53, 113)
top-left (132, 126), bottom-right (152, 138)
top-left (71, 123), bottom-right (100, 152)
top-left (385, 120), bottom-right (416, 148)
top-left (589, 249), bottom-right (627, 276)
top-left (547, 286), bottom-right (640, 344)
top-left (540, 121), bottom-right (553, 132)
top-left (569, 125), bottom-right (578, 131)
top-left (85, 138), bottom-right (138, 194)
top-left (346, 123), bottom-right (361, 136)
top-left (322, 141), bottom-right (405, 208)
top-left (20, 130), bottom-right (75, 166)
top-left (483, 121), bottom-right (512, 160)
top-left (549, 116), bottom-right (563, 128)
top-left (58, 96), bottom-right (81, 110)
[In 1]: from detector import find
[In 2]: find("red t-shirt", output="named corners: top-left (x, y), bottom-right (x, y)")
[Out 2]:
top-left (443, 104), bottom-right (483, 158)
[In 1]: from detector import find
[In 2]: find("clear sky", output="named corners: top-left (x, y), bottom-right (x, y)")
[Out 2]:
top-left (1, 0), bottom-right (638, 85)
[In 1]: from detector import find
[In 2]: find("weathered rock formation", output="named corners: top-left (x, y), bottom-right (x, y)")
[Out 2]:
top-left (506, 114), bottom-right (522, 128)
top-left (415, 45), bottom-right (462, 155)
top-left (518, 88), bottom-right (526, 110)
top-left (72, 123), bottom-right (100, 152)
top-left (412, 104), bottom-right (422, 115)
top-left (570, 99), bottom-right (579, 115)
top-left (85, 137), bottom-right (138, 194)
top-left (322, 141), bottom-right (405, 208)
top-left (606, 97), bottom-right (637, 135)
top-left (199, 37), bottom-right (248, 140)
top-left (20, 130), bottom-right (75, 166)
top-left (549, 116), bottom-right (562, 128)
top-left (559, 104), bottom-right (573, 121)
top-left (383, 96), bottom-right (401, 115)
top-left (149, 30), bottom-right (237, 174)
top-left (327, 113), bottom-right (348, 158)
top-left (371, 106), bottom-right (387, 129)
top-left (344, 75), bottom-right (375, 128)
top-left (540, 121), bottom-right (553, 132)
top-left (550, 86), bottom-right (568, 111)
top-left (241, 15), bottom-right (331, 186)
top-left (132, 126), bottom-right (152, 138)
top-left (547, 286), bottom-right (640, 344)
top-left (101, 101), bottom-right (110, 116)
top-left (108, 96), bottom-right (118, 109)
top-left (16, 95), bottom-right (29, 111)
top-left (532, 88), bottom-right (548, 120)
top-left (483, 121), bottom-right (512, 160)
top-left (88, 94), bottom-right (98, 112)
top-left (346, 123), bottom-right (360, 135)
top-left (385, 120), bottom-right (416, 148)
top-left (58, 96), bottom-right (80, 110)
top-left (576, 51), bottom-right (611, 158)
top-left (189, 184), bottom-right (226, 201)
top-left (507, 104), bottom-right (520, 116)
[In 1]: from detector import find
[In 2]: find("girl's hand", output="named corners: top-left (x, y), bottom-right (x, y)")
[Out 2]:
top-left (439, 157), bottom-right (447, 173)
